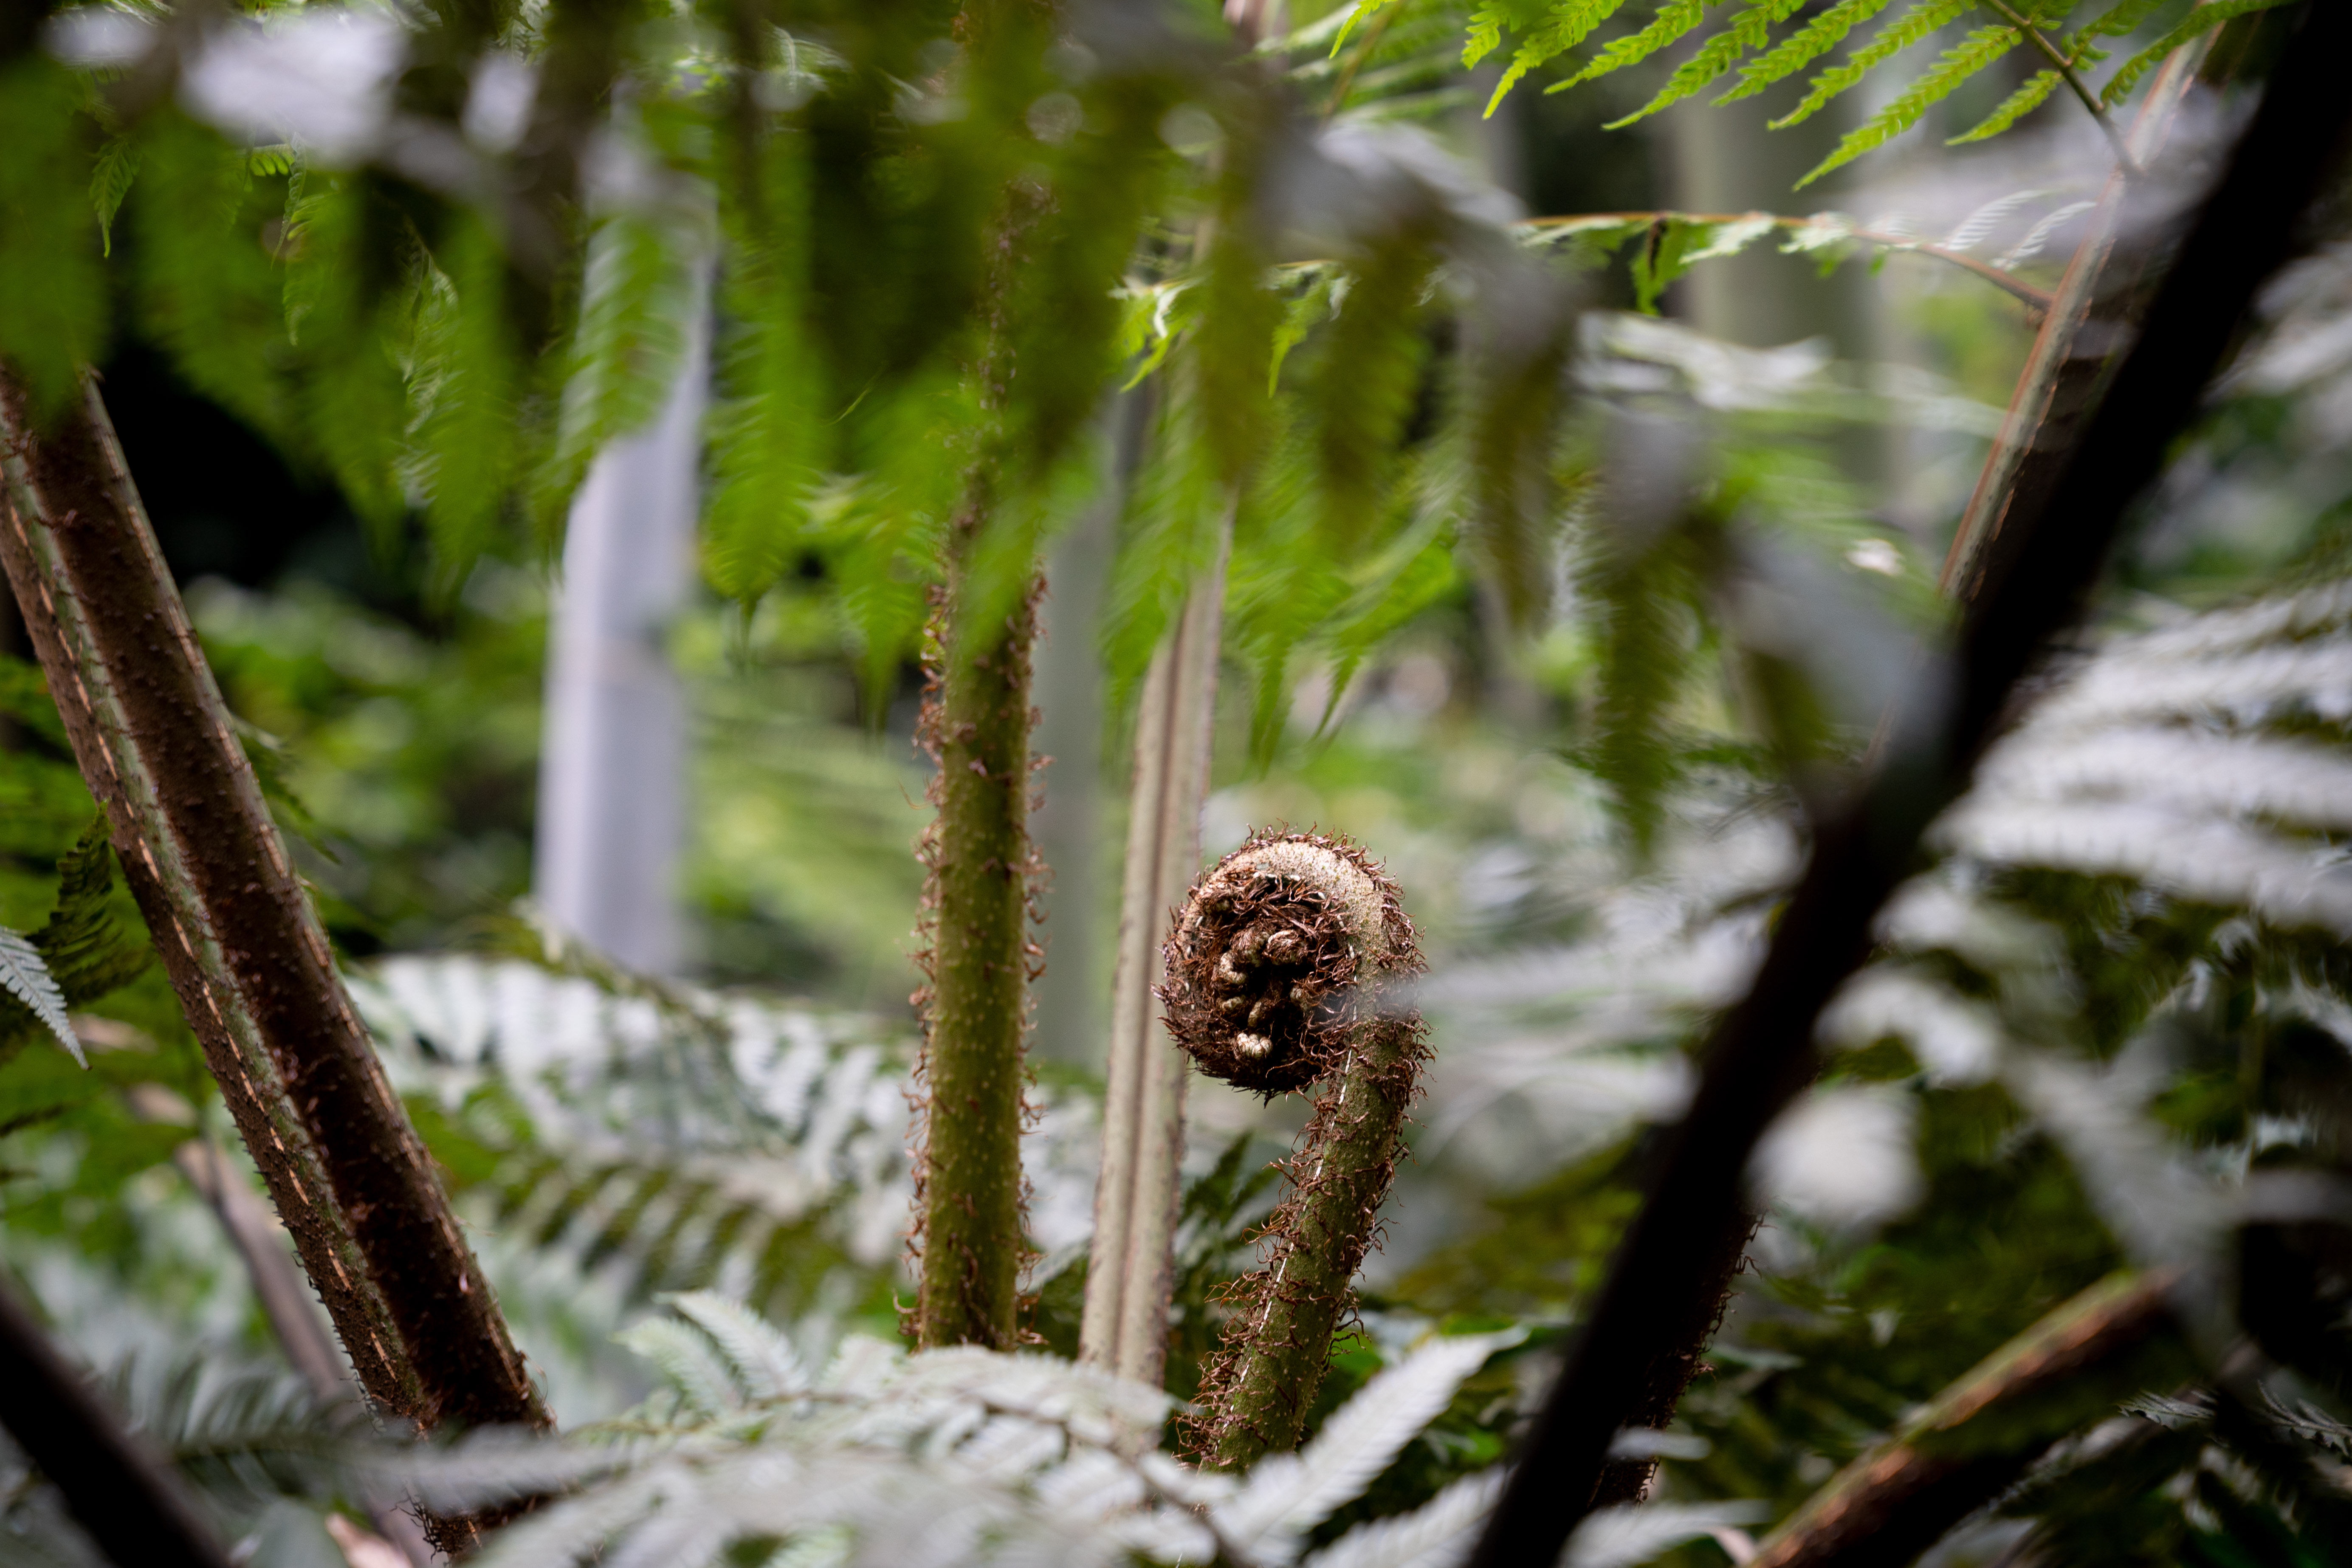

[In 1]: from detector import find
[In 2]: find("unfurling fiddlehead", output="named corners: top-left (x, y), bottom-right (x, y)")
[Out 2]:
top-left (1164, 830), bottom-right (1427, 1468)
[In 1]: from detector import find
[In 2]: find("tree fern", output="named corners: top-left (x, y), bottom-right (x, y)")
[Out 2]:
top-left (1949, 67), bottom-right (2062, 144)
top-left (1554, 0), bottom-right (1708, 95)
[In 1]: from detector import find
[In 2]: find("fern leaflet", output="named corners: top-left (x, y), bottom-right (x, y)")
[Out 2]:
top-left (1771, 0), bottom-right (1970, 130)
top-left (1610, 0), bottom-right (1811, 126)
top-left (1949, 67), bottom-right (2061, 143)
top-left (90, 133), bottom-right (138, 258)
top-left (1715, 0), bottom-right (1894, 104)
top-left (1797, 24), bottom-right (2023, 186)
top-left (2100, 0), bottom-right (2288, 107)
top-left (1481, 0), bottom-right (1628, 115)
top-left (2067, 0), bottom-right (2164, 44)
top-left (1552, 0), bottom-right (1709, 94)
top-left (0, 930), bottom-right (78, 1066)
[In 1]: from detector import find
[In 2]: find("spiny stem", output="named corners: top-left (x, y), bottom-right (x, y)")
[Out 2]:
top-left (1163, 832), bottom-right (1427, 1466)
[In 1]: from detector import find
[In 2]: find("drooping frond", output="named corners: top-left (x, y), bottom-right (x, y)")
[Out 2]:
top-left (1607, 0), bottom-right (1812, 126)
top-left (1771, 0), bottom-right (1972, 132)
top-left (2098, 0), bottom-right (2289, 107)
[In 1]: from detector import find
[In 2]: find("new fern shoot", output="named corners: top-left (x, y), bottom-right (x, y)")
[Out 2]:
top-left (1162, 830), bottom-right (1429, 1468)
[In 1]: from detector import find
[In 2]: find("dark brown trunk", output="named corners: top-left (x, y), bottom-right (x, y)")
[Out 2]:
top-left (0, 370), bottom-right (547, 1547)
top-left (0, 1269), bottom-right (235, 1568)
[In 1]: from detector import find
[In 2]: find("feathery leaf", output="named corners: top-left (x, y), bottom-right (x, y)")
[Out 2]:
top-left (1796, 24), bottom-right (2023, 187)
top-left (0, 930), bottom-right (77, 1066)
top-left (1770, 0), bottom-right (1970, 130)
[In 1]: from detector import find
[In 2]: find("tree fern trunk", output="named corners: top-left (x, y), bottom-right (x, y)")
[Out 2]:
top-left (0, 369), bottom-right (546, 1548)
top-left (1079, 511), bottom-right (1230, 1387)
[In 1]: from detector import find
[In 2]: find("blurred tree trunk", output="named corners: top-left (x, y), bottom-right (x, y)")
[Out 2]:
top-left (535, 258), bottom-right (710, 976)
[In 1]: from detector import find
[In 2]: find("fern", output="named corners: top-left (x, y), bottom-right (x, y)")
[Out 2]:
top-left (1552, 0), bottom-right (1709, 95)
top-left (1949, 68), bottom-right (2062, 143)
top-left (1797, 24), bottom-right (2024, 188)
top-left (1772, 0), bottom-right (1972, 131)
top-left (1478, 0), bottom-right (1628, 116)
top-left (1714, 0), bottom-right (1895, 104)
top-left (409, 1302), bottom-right (1520, 1568)
top-left (0, 930), bottom-right (76, 1065)
top-left (1607, 0), bottom-right (1811, 126)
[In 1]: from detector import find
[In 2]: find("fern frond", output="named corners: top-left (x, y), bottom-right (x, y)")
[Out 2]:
top-left (1608, 0), bottom-right (1811, 125)
top-left (90, 132), bottom-right (138, 257)
top-left (663, 1291), bottom-right (809, 1402)
top-left (1215, 1331), bottom-right (1522, 1560)
top-left (1301, 1467), bottom-right (1509, 1568)
top-left (1940, 188), bottom-right (2050, 252)
top-left (0, 929), bottom-right (78, 1064)
top-left (1796, 24), bottom-right (2023, 187)
top-left (2099, 0), bottom-right (2288, 107)
top-left (1715, 0), bottom-right (1894, 104)
top-left (1563, 1500), bottom-right (1771, 1568)
top-left (1949, 67), bottom-right (2061, 143)
top-left (2067, 0), bottom-right (2164, 45)
top-left (1480, 0), bottom-right (1630, 115)
top-left (1994, 198), bottom-right (2095, 268)
top-left (1770, 0), bottom-right (1971, 130)
top-left (1553, 0), bottom-right (1709, 94)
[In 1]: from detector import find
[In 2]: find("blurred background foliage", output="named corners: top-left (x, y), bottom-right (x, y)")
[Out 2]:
top-left (4, 0), bottom-right (2352, 1565)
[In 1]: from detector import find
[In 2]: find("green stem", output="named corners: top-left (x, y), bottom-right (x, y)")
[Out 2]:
top-left (1206, 1012), bottom-right (1423, 1467)
top-left (914, 503), bottom-right (1041, 1352)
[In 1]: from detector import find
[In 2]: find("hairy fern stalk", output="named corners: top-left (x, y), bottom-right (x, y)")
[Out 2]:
top-left (1162, 830), bottom-right (1429, 1467)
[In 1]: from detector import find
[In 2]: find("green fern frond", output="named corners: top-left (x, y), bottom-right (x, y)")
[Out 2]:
top-left (2099, 0), bottom-right (2288, 107)
top-left (1609, 0), bottom-right (1811, 126)
top-left (1481, 0), bottom-right (1630, 116)
top-left (1771, 0), bottom-right (1968, 129)
top-left (1715, 0), bottom-right (1894, 104)
top-left (1553, 0), bottom-right (1709, 93)
top-left (1796, 24), bottom-right (2022, 186)
top-left (1950, 67), bottom-right (2061, 143)
top-left (1335, 0), bottom-right (1405, 53)
top-left (89, 133), bottom-right (138, 258)
top-left (2067, 0), bottom-right (2163, 45)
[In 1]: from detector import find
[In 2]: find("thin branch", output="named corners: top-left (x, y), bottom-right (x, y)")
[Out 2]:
top-left (1982, 0), bottom-right (2142, 178)
top-left (1749, 1272), bottom-right (2177, 1568)
top-left (1516, 212), bottom-right (2058, 312)
top-left (1464, 2), bottom-right (2352, 1560)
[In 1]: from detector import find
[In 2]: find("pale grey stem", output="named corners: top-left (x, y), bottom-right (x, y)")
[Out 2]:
top-left (1079, 509), bottom-right (1232, 1389)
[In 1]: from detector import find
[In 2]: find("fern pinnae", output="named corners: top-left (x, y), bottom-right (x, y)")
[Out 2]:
top-left (1300, 1467), bottom-right (1508, 1568)
top-left (0, 928), bottom-right (79, 1064)
top-left (1215, 1331), bottom-right (1523, 1560)
top-left (2098, 0), bottom-right (2289, 107)
top-left (1714, 0), bottom-right (1895, 104)
top-left (1795, 23), bottom-right (2023, 186)
top-left (1950, 68), bottom-right (2062, 144)
top-left (1771, 0), bottom-right (1971, 130)
top-left (1609, 0), bottom-right (1811, 125)
top-left (1480, 0), bottom-right (1627, 115)
top-left (664, 1291), bottom-right (809, 1402)
top-left (1552, 0), bottom-right (1709, 95)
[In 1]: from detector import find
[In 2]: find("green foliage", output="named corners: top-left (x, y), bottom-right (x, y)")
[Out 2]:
top-left (1467, 0), bottom-right (2288, 184)
top-left (0, 58), bottom-right (106, 417)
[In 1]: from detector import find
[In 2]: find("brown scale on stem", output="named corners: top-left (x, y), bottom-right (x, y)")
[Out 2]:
top-left (1162, 829), bottom-right (1427, 1467)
